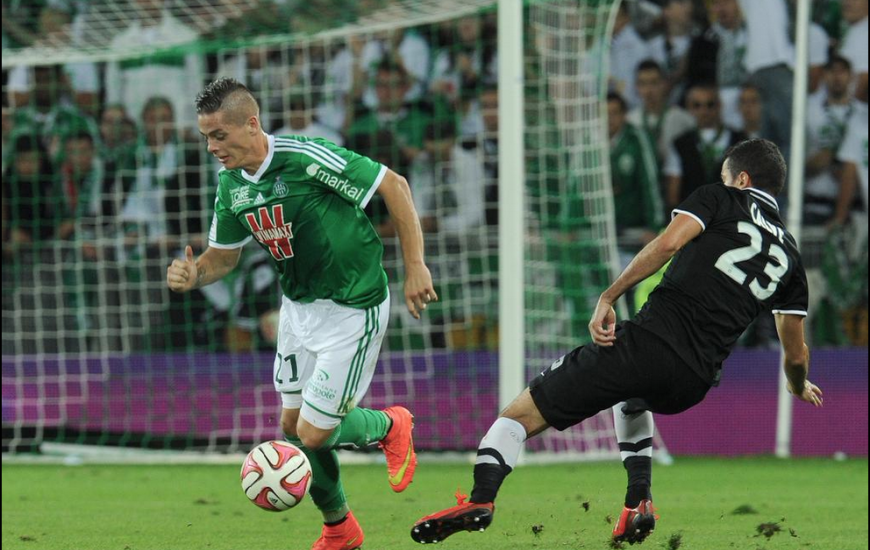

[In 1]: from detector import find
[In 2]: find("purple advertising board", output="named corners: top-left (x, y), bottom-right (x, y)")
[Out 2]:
top-left (2, 349), bottom-right (866, 456)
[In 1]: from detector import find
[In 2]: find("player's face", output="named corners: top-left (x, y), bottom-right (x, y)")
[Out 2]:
top-left (198, 111), bottom-right (258, 171)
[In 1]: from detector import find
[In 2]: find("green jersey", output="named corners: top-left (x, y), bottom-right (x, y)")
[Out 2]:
top-left (209, 134), bottom-right (389, 309)
top-left (611, 123), bottom-right (665, 232)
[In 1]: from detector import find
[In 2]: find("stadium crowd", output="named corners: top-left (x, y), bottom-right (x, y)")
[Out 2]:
top-left (2, 0), bottom-right (868, 354)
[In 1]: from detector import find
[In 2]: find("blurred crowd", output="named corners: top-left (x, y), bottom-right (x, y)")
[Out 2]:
top-left (1, 0), bottom-right (867, 354)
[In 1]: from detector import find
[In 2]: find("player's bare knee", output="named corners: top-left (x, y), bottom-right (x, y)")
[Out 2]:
top-left (280, 409), bottom-right (301, 438)
top-left (500, 388), bottom-right (548, 436)
top-left (297, 422), bottom-right (331, 450)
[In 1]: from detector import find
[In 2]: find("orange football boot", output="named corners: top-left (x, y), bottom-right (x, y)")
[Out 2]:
top-left (311, 511), bottom-right (364, 550)
top-left (379, 406), bottom-right (417, 493)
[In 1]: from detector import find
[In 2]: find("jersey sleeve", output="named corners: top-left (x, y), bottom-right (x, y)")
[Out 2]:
top-left (208, 175), bottom-right (252, 249)
top-left (303, 137), bottom-right (388, 209)
top-left (772, 255), bottom-right (809, 317)
top-left (671, 184), bottom-right (724, 232)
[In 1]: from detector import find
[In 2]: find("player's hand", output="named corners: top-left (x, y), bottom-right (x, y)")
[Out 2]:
top-left (589, 296), bottom-right (617, 347)
top-left (166, 245), bottom-right (198, 293)
top-left (788, 379), bottom-right (824, 407)
top-left (404, 262), bottom-right (438, 320)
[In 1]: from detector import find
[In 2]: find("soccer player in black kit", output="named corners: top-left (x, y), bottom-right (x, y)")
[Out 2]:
top-left (410, 139), bottom-right (824, 545)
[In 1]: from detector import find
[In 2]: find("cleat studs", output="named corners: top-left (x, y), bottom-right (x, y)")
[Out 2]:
top-left (474, 517), bottom-right (480, 522)
top-left (479, 528), bottom-right (485, 532)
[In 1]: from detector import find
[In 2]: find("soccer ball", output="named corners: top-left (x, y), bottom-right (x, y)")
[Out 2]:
top-left (241, 440), bottom-right (312, 511)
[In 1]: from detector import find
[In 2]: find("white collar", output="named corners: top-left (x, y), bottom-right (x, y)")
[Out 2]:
top-left (241, 133), bottom-right (274, 184)
top-left (748, 187), bottom-right (780, 211)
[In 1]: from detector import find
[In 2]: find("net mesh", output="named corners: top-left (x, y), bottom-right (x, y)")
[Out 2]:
top-left (2, 0), bottom-right (661, 459)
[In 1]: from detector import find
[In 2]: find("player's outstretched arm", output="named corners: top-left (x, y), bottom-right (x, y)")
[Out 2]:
top-left (590, 213), bottom-right (702, 346)
top-left (166, 245), bottom-right (241, 293)
top-left (775, 313), bottom-right (823, 407)
top-left (377, 169), bottom-right (437, 319)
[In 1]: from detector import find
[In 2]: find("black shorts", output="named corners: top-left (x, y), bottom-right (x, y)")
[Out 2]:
top-left (529, 322), bottom-right (712, 431)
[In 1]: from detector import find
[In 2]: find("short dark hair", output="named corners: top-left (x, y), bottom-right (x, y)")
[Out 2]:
top-left (196, 78), bottom-right (249, 114)
top-left (195, 78), bottom-right (259, 126)
top-left (826, 54), bottom-right (853, 72)
top-left (607, 92), bottom-right (628, 113)
top-left (636, 59), bottom-right (665, 77)
top-left (724, 138), bottom-right (787, 196)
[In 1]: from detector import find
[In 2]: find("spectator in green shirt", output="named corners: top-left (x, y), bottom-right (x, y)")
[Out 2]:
top-left (346, 59), bottom-right (438, 166)
top-left (608, 92), bottom-right (665, 256)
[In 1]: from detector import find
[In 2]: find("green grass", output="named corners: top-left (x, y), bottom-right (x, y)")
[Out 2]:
top-left (2, 457), bottom-right (867, 550)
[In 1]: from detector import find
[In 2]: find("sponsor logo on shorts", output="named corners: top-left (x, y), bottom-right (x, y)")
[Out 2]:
top-left (309, 375), bottom-right (337, 401)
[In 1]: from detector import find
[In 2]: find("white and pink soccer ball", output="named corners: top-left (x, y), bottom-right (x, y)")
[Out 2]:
top-left (241, 440), bottom-right (312, 511)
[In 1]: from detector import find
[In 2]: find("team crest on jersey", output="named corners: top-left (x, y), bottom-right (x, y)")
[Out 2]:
top-left (231, 185), bottom-right (252, 209)
top-left (274, 176), bottom-right (289, 197)
top-left (245, 204), bottom-right (295, 261)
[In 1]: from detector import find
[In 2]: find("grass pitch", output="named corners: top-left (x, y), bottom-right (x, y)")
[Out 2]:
top-left (2, 457), bottom-right (867, 550)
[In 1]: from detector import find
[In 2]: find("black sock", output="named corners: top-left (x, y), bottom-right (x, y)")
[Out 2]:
top-left (324, 514), bottom-right (349, 527)
top-left (470, 453), bottom-right (512, 504)
top-left (623, 456), bottom-right (652, 508)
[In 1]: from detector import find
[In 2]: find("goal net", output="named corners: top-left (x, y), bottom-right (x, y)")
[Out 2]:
top-left (2, 0), bottom-right (667, 461)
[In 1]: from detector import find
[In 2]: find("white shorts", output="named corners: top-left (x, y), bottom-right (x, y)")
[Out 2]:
top-left (274, 292), bottom-right (389, 429)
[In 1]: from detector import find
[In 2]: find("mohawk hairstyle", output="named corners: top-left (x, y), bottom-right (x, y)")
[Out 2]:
top-left (195, 78), bottom-right (260, 125)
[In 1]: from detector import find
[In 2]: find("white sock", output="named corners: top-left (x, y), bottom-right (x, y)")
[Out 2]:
top-left (475, 417), bottom-right (526, 471)
top-left (613, 403), bottom-right (654, 461)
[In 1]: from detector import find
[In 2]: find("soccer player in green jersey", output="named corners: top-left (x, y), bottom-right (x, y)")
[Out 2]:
top-left (166, 78), bottom-right (437, 550)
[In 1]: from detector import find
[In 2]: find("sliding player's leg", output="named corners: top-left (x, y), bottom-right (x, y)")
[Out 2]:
top-left (411, 388), bottom-right (548, 544)
top-left (612, 403), bottom-right (657, 544)
top-left (410, 323), bottom-right (661, 545)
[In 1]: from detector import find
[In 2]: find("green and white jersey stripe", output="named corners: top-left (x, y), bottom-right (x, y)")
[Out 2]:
top-left (209, 134), bottom-right (389, 309)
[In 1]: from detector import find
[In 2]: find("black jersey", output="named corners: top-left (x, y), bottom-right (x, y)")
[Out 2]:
top-left (631, 184), bottom-right (809, 385)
